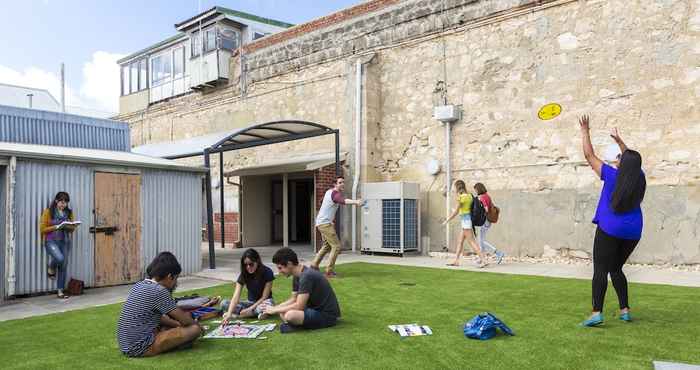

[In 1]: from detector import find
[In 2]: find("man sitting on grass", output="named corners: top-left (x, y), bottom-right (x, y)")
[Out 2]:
top-left (117, 252), bottom-right (203, 357)
top-left (263, 248), bottom-right (341, 333)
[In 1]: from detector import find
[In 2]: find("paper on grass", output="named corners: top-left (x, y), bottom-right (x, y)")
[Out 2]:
top-left (388, 324), bottom-right (433, 337)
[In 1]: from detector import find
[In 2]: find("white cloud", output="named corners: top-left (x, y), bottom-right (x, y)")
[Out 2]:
top-left (0, 64), bottom-right (80, 106)
top-left (80, 51), bottom-right (125, 113)
top-left (0, 50), bottom-right (125, 116)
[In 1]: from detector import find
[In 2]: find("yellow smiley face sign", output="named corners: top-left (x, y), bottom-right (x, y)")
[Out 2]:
top-left (538, 103), bottom-right (562, 121)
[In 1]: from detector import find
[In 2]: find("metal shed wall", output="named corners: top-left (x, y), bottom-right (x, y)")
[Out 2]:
top-left (10, 160), bottom-right (202, 296)
top-left (142, 170), bottom-right (202, 276)
top-left (13, 160), bottom-right (94, 295)
top-left (0, 167), bottom-right (5, 302)
top-left (0, 105), bottom-right (130, 152)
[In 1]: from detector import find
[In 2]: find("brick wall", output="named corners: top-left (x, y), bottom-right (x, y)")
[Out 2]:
top-left (205, 212), bottom-right (240, 246)
top-left (242, 0), bottom-right (401, 55)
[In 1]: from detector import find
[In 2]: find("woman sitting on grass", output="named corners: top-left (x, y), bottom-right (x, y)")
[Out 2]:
top-left (222, 248), bottom-right (275, 324)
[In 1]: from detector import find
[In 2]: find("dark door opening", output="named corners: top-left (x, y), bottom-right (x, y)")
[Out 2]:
top-left (271, 180), bottom-right (283, 243)
top-left (289, 179), bottom-right (312, 243)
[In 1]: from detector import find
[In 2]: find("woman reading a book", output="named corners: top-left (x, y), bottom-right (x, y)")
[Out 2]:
top-left (40, 191), bottom-right (79, 298)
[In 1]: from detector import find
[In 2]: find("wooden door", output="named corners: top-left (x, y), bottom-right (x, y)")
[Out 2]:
top-left (93, 172), bottom-right (141, 286)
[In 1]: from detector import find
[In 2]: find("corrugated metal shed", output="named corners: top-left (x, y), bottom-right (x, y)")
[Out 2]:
top-left (2, 142), bottom-right (205, 297)
top-left (0, 142), bottom-right (206, 173)
top-left (0, 167), bottom-right (5, 302)
top-left (0, 104), bottom-right (130, 152)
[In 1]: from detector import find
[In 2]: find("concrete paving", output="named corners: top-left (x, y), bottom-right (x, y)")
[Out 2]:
top-left (2, 243), bottom-right (699, 323)
top-left (654, 361), bottom-right (700, 370)
top-left (0, 276), bottom-right (220, 322)
top-left (198, 245), bottom-right (700, 288)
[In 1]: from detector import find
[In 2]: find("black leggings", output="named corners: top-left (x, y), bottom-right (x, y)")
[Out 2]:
top-left (592, 227), bottom-right (639, 312)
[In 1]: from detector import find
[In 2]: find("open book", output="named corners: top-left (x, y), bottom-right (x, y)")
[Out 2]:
top-left (56, 221), bottom-right (81, 229)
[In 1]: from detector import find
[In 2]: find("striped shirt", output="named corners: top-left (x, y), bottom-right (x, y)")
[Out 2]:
top-left (116, 280), bottom-right (177, 357)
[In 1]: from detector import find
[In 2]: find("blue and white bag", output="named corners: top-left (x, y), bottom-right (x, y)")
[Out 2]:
top-left (464, 312), bottom-right (514, 340)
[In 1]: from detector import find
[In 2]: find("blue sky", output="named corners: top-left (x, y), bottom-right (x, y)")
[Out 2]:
top-left (0, 0), bottom-right (359, 114)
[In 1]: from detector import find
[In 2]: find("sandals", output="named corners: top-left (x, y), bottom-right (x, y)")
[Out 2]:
top-left (57, 292), bottom-right (70, 299)
top-left (47, 268), bottom-right (56, 279)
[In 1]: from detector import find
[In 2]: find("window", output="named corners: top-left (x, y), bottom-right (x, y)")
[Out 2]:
top-left (150, 52), bottom-right (172, 86)
top-left (253, 32), bottom-right (266, 40)
top-left (191, 32), bottom-right (201, 57)
top-left (220, 28), bottom-right (240, 50)
top-left (205, 28), bottom-right (217, 52)
top-left (173, 47), bottom-right (184, 78)
top-left (130, 63), bottom-right (138, 94)
top-left (121, 66), bottom-right (129, 96)
top-left (139, 59), bottom-right (148, 90)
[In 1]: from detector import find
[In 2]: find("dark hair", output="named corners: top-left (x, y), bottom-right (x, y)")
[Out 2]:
top-left (335, 176), bottom-right (344, 184)
top-left (611, 150), bottom-right (646, 214)
top-left (474, 183), bottom-right (487, 195)
top-left (272, 247), bottom-right (299, 266)
top-left (49, 191), bottom-right (73, 219)
top-left (146, 252), bottom-right (182, 280)
top-left (239, 248), bottom-right (263, 285)
top-left (454, 180), bottom-right (467, 194)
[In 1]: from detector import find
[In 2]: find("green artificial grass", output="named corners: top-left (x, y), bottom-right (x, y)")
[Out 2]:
top-left (1, 262), bottom-right (698, 369)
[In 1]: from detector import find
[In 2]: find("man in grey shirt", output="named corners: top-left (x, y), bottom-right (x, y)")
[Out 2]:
top-left (264, 248), bottom-right (340, 333)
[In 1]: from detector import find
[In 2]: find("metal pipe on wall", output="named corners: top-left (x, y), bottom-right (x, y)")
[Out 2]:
top-left (445, 121), bottom-right (452, 253)
top-left (219, 152), bottom-right (225, 249)
top-left (351, 59), bottom-right (362, 253)
top-left (204, 149), bottom-right (216, 269)
top-left (60, 63), bottom-right (66, 113)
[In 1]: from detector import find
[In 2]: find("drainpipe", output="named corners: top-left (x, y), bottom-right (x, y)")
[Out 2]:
top-left (444, 121), bottom-right (452, 253)
top-left (351, 59), bottom-right (362, 253)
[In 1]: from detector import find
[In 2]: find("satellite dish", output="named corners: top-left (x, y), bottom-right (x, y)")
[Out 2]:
top-left (426, 159), bottom-right (441, 175)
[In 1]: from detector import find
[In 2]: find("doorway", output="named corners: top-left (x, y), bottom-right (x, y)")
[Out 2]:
top-left (93, 172), bottom-right (141, 287)
top-left (270, 176), bottom-right (314, 245)
top-left (289, 179), bottom-right (313, 243)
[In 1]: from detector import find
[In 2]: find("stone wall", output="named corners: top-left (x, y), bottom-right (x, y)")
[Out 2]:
top-left (118, 0), bottom-right (700, 264)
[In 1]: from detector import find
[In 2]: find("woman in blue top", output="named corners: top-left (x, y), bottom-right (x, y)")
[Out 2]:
top-left (579, 115), bottom-right (646, 327)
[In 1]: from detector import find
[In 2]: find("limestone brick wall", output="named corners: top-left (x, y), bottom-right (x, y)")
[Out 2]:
top-left (117, 0), bottom-right (700, 264)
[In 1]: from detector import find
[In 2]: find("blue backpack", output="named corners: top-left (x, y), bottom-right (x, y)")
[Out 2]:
top-left (464, 313), bottom-right (515, 340)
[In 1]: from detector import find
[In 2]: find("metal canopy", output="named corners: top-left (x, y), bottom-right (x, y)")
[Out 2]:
top-left (207, 120), bottom-right (336, 153)
top-left (196, 120), bottom-right (340, 270)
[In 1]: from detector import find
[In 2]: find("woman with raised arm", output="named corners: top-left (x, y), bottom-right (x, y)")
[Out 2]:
top-left (578, 115), bottom-right (646, 327)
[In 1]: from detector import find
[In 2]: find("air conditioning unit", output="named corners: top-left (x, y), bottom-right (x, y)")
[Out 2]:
top-left (361, 182), bottom-right (420, 256)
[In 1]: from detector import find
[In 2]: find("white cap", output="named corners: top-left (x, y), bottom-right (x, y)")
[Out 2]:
top-left (602, 143), bottom-right (621, 161)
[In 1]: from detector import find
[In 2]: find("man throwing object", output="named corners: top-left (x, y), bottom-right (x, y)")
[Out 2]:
top-left (311, 176), bottom-right (363, 278)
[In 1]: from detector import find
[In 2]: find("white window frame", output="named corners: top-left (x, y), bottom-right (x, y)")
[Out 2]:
top-left (173, 46), bottom-right (185, 79)
top-left (150, 51), bottom-right (173, 87)
top-left (204, 26), bottom-right (217, 53)
top-left (121, 65), bottom-right (129, 96)
top-left (191, 31), bottom-right (202, 58)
